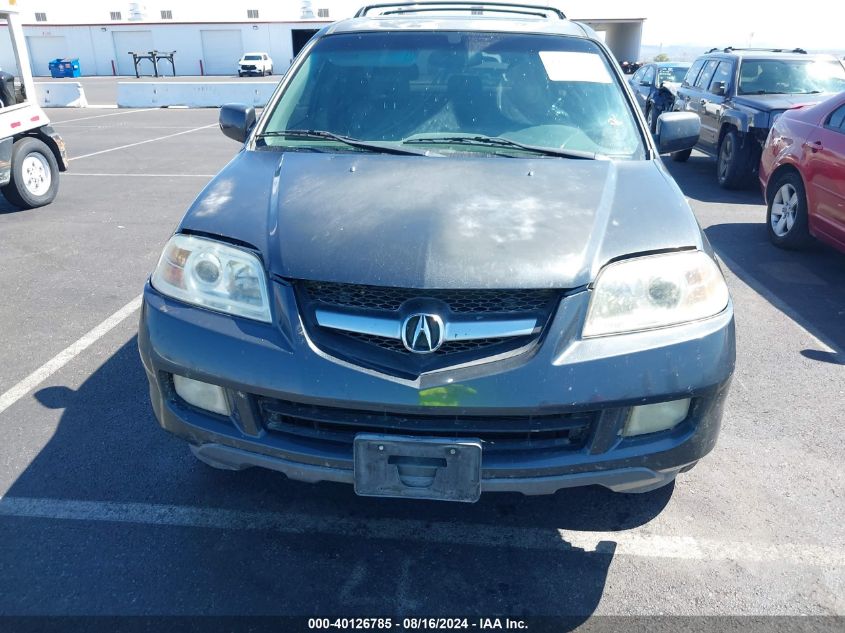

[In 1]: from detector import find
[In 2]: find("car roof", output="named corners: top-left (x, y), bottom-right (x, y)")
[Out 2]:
top-left (700, 50), bottom-right (834, 61)
top-left (243, 52), bottom-right (268, 56)
top-left (324, 14), bottom-right (592, 39)
top-left (653, 61), bottom-right (691, 67)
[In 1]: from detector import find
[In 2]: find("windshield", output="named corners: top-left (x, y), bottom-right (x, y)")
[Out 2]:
top-left (657, 66), bottom-right (689, 84)
top-left (261, 31), bottom-right (644, 159)
top-left (244, 55), bottom-right (262, 61)
top-left (738, 59), bottom-right (845, 95)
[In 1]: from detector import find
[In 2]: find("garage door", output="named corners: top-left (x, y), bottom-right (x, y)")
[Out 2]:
top-left (200, 30), bottom-right (243, 76)
top-left (112, 31), bottom-right (154, 76)
top-left (26, 36), bottom-right (68, 76)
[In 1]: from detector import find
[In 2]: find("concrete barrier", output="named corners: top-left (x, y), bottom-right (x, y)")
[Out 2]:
top-left (35, 82), bottom-right (89, 108)
top-left (116, 82), bottom-right (278, 108)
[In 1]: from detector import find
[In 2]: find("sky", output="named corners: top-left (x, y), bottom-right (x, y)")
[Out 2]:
top-left (20, 0), bottom-right (844, 52)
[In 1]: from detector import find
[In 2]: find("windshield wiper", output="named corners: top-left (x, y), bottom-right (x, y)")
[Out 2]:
top-left (402, 134), bottom-right (598, 159)
top-left (255, 129), bottom-right (433, 156)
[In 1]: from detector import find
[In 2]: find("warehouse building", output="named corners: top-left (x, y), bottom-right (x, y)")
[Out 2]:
top-left (0, 2), bottom-right (644, 77)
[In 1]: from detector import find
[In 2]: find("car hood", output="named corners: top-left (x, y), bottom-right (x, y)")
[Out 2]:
top-left (732, 93), bottom-right (831, 111)
top-left (180, 150), bottom-right (704, 289)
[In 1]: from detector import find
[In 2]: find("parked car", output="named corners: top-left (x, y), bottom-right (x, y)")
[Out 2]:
top-left (139, 2), bottom-right (734, 503)
top-left (628, 62), bottom-right (691, 132)
top-left (759, 92), bottom-right (845, 252)
top-left (672, 47), bottom-right (845, 189)
top-left (238, 52), bottom-right (273, 76)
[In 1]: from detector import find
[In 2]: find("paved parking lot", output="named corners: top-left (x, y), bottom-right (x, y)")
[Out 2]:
top-left (0, 107), bottom-right (843, 627)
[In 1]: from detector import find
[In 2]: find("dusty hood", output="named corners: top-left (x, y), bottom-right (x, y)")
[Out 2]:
top-left (181, 150), bottom-right (704, 289)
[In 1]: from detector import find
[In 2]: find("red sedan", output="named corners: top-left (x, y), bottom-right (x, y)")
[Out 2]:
top-left (759, 92), bottom-right (845, 252)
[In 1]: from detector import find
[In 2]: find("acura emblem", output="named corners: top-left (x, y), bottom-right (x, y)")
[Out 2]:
top-left (401, 313), bottom-right (445, 353)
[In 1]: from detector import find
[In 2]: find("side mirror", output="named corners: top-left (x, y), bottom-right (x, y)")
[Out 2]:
top-left (219, 103), bottom-right (256, 143)
top-left (710, 81), bottom-right (726, 96)
top-left (655, 111), bottom-right (700, 154)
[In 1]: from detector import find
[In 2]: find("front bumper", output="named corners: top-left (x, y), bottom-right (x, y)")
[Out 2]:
top-left (138, 282), bottom-right (735, 496)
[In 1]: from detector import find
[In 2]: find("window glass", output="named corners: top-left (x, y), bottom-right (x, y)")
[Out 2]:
top-left (739, 59), bottom-right (845, 95)
top-left (827, 104), bottom-right (845, 131)
top-left (684, 59), bottom-right (706, 86)
top-left (0, 20), bottom-right (28, 107)
top-left (263, 31), bottom-right (645, 159)
top-left (657, 66), bottom-right (689, 84)
top-left (642, 66), bottom-right (655, 85)
top-left (709, 61), bottom-right (732, 91)
top-left (695, 60), bottom-right (719, 88)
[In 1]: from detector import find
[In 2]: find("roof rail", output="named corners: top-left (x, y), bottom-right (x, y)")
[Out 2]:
top-left (354, 2), bottom-right (567, 19)
top-left (714, 47), bottom-right (808, 54)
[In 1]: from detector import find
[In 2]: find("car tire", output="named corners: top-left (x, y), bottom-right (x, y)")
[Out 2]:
top-left (766, 171), bottom-right (812, 250)
top-left (717, 129), bottom-right (751, 189)
top-left (671, 148), bottom-right (692, 162)
top-left (238, 72), bottom-right (243, 77)
top-left (1, 137), bottom-right (59, 209)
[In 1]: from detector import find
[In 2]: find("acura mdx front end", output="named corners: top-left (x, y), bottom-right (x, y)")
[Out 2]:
top-left (139, 8), bottom-right (734, 502)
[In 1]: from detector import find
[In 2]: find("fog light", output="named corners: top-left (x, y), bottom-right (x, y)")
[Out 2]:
top-left (173, 375), bottom-right (230, 416)
top-left (623, 398), bottom-right (690, 437)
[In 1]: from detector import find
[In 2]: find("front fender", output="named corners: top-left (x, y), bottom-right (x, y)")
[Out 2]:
top-left (720, 109), bottom-right (750, 134)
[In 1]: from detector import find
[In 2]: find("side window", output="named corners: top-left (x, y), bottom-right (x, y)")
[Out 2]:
top-left (695, 60), bottom-right (720, 89)
top-left (642, 66), bottom-right (655, 85)
top-left (826, 104), bottom-right (845, 132)
top-left (631, 68), bottom-right (644, 84)
top-left (684, 59), bottom-right (705, 86)
top-left (709, 61), bottom-right (733, 92)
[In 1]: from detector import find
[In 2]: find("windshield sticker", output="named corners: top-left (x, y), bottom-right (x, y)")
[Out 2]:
top-left (538, 51), bottom-right (613, 83)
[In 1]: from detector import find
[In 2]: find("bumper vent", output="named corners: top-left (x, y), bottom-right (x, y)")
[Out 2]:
top-left (259, 397), bottom-right (595, 453)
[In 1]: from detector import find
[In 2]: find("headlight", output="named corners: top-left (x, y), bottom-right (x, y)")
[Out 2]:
top-left (151, 234), bottom-right (271, 322)
top-left (583, 250), bottom-right (729, 337)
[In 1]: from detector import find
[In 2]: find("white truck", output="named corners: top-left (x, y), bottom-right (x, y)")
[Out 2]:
top-left (0, 0), bottom-right (67, 208)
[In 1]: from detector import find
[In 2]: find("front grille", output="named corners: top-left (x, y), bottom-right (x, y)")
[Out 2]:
top-left (301, 281), bottom-right (557, 313)
top-left (294, 280), bottom-right (562, 376)
top-left (343, 331), bottom-right (507, 355)
top-left (259, 397), bottom-right (594, 453)
top-left (241, 64), bottom-right (256, 70)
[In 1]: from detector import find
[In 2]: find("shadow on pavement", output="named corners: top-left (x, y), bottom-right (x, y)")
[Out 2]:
top-left (665, 154), bottom-right (844, 362)
top-left (664, 153), bottom-right (761, 206)
top-left (702, 222), bottom-right (845, 361)
top-left (0, 337), bottom-right (674, 622)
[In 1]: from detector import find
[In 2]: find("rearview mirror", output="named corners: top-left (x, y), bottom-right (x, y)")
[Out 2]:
top-left (655, 112), bottom-right (700, 154)
top-left (219, 103), bottom-right (256, 143)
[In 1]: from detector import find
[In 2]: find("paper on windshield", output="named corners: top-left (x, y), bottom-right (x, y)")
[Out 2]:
top-left (539, 51), bottom-right (613, 83)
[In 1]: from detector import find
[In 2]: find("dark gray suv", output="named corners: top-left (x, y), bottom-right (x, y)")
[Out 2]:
top-left (673, 47), bottom-right (845, 188)
top-left (138, 2), bottom-right (735, 502)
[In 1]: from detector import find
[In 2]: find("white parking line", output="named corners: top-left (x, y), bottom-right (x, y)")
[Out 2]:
top-left (0, 495), bottom-right (841, 567)
top-left (64, 172), bottom-right (215, 178)
top-left (69, 123), bottom-right (217, 161)
top-left (49, 108), bottom-right (156, 124)
top-left (0, 295), bottom-right (142, 416)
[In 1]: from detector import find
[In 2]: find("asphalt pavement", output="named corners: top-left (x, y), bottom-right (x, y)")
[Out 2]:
top-left (0, 107), bottom-right (843, 629)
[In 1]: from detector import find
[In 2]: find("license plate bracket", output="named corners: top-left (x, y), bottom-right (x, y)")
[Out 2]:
top-left (353, 434), bottom-right (482, 503)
